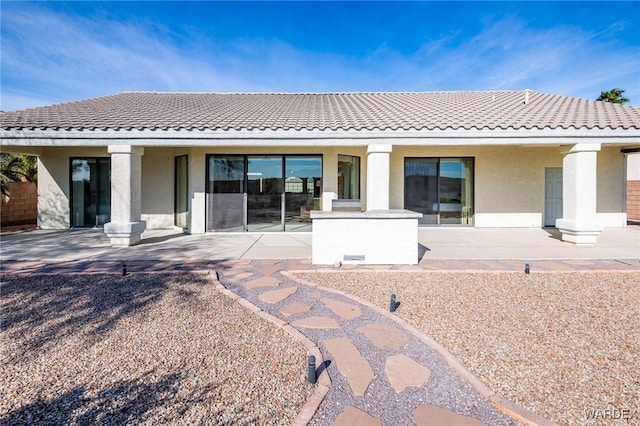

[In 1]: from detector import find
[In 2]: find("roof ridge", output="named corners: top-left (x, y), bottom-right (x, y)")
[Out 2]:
top-left (120, 89), bottom-right (532, 95)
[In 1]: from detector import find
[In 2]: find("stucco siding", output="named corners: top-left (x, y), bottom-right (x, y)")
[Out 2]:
top-left (38, 147), bottom-right (108, 229)
top-left (595, 146), bottom-right (626, 226)
top-left (141, 148), bottom-right (179, 229)
top-left (391, 146), bottom-right (563, 227)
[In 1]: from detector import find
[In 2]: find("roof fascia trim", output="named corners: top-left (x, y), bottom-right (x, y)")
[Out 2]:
top-left (2, 127), bottom-right (639, 147)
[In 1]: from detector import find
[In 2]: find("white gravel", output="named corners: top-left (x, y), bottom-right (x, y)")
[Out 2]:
top-left (1, 273), bottom-right (312, 425)
top-left (294, 271), bottom-right (640, 426)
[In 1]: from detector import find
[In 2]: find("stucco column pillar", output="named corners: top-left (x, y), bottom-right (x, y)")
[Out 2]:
top-left (104, 145), bottom-right (146, 246)
top-left (366, 144), bottom-right (392, 210)
top-left (188, 150), bottom-right (206, 234)
top-left (322, 148), bottom-right (338, 211)
top-left (556, 143), bottom-right (602, 245)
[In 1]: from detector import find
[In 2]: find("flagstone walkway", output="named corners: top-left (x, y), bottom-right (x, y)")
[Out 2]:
top-left (216, 259), bottom-right (538, 426)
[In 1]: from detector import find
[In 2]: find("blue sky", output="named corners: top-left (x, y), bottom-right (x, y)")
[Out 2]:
top-left (1, 1), bottom-right (639, 111)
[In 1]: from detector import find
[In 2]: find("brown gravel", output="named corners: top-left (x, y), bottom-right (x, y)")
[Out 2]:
top-left (1, 273), bottom-right (312, 425)
top-left (294, 271), bottom-right (640, 426)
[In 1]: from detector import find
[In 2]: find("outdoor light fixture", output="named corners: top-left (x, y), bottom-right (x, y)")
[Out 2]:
top-left (122, 263), bottom-right (127, 276)
top-left (525, 263), bottom-right (530, 275)
top-left (390, 294), bottom-right (397, 312)
top-left (307, 355), bottom-right (316, 384)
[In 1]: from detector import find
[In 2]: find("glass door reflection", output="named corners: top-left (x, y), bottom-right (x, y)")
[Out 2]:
top-left (207, 155), bottom-right (245, 231)
top-left (284, 156), bottom-right (322, 231)
top-left (404, 159), bottom-right (439, 225)
top-left (247, 156), bottom-right (284, 231)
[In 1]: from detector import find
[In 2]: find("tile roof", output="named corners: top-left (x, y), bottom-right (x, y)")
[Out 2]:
top-left (1, 91), bottom-right (639, 132)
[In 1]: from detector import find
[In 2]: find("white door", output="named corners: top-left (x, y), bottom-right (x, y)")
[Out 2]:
top-left (545, 167), bottom-right (562, 227)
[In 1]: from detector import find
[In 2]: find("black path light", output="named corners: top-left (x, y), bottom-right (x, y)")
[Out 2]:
top-left (525, 263), bottom-right (530, 275)
top-left (390, 294), bottom-right (397, 312)
top-left (307, 355), bottom-right (317, 384)
top-left (122, 263), bottom-right (127, 276)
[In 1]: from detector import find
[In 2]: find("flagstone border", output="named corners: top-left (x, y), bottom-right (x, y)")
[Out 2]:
top-left (281, 270), bottom-right (557, 426)
top-left (210, 272), bottom-right (331, 426)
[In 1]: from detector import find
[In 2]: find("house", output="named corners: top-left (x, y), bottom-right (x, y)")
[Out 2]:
top-left (1, 91), bottom-right (639, 249)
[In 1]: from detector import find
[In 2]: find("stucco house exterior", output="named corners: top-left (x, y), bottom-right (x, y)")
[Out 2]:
top-left (1, 90), bottom-right (639, 250)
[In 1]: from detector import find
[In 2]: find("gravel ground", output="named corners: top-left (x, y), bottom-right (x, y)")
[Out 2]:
top-left (1, 273), bottom-right (311, 425)
top-left (221, 269), bottom-right (519, 426)
top-left (294, 271), bottom-right (640, 426)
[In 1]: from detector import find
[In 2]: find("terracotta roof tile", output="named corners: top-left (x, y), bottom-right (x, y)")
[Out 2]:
top-left (1, 91), bottom-right (639, 131)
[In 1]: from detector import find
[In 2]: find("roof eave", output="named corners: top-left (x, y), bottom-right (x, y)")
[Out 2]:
top-left (1, 126), bottom-right (639, 147)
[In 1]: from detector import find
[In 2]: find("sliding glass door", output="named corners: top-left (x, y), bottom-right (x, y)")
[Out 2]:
top-left (71, 158), bottom-right (111, 227)
top-left (405, 159), bottom-right (439, 225)
top-left (206, 154), bottom-right (322, 232)
top-left (247, 156), bottom-right (283, 231)
top-left (207, 156), bottom-right (245, 231)
top-left (404, 158), bottom-right (474, 226)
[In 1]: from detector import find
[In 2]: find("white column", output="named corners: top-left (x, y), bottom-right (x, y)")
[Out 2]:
top-left (366, 144), bottom-right (392, 210)
top-left (104, 145), bottom-right (146, 246)
top-left (188, 150), bottom-right (206, 234)
top-left (322, 148), bottom-right (338, 211)
top-left (556, 143), bottom-right (602, 245)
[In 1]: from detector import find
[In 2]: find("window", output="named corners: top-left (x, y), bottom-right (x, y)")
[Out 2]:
top-left (404, 157), bottom-right (474, 226)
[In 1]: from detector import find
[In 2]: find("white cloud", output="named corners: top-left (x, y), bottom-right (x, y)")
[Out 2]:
top-left (1, 4), bottom-right (638, 111)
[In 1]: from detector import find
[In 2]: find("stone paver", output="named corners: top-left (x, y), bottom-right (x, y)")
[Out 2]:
top-left (385, 354), bottom-right (431, 393)
top-left (357, 323), bottom-right (410, 350)
top-left (257, 263), bottom-right (285, 276)
top-left (292, 316), bottom-right (340, 329)
top-left (242, 275), bottom-right (281, 289)
top-left (414, 404), bottom-right (487, 426)
top-left (324, 336), bottom-right (374, 396)
top-left (280, 300), bottom-right (312, 317)
top-left (331, 406), bottom-right (382, 426)
top-left (229, 272), bottom-right (253, 282)
top-left (321, 297), bottom-right (362, 319)
top-left (258, 286), bottom-right (298, 304)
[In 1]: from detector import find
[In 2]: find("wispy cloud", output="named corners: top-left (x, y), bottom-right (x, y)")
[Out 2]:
top-left (1, 3), bottom-right (638, 111)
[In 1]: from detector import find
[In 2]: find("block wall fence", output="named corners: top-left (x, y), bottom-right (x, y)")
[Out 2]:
top-left (627, 180), bottom-right (640, 222)
top-left (1, 182), bottom-right (37, 226)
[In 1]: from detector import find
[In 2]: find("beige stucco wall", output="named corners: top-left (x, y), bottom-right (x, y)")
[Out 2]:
top-left (596, 146), bottom-right (626, 226)
top-left (390, 144), bottom-right (625, 228)
top-left (141, 147), bottom-right (183, 229)
top-left (34, 143), bottom-right (627, 231)
top-left (38, 146), bottom-right (109, 229)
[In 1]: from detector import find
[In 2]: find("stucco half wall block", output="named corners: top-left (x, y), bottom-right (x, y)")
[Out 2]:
top-left (104, 145), bottom-right (146, 246)
top-left (311, 209), bottom-right (422, 265)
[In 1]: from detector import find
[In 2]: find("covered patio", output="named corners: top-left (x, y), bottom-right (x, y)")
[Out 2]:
top-left (1, 226), bottom-right (637, 265)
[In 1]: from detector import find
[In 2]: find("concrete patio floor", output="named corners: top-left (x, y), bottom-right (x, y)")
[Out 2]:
top-left (0, 226), bottom-right (638, 263)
